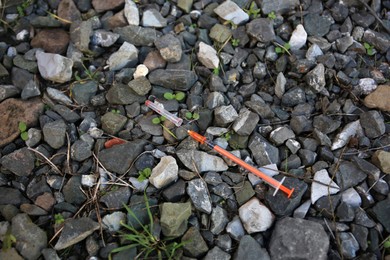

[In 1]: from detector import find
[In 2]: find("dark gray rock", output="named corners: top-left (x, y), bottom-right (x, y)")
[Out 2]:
top-left (92, 29), bottom-right (120, 47)
top-left (211, 183), bottom-right (234, 200)
top-left (226, 216), bottom-right (245, 240)
top-left (100, 187), bottom-right (131, 210)
top-left (162, 179), bottom-right (186, 202)
top-left (363, 29), bottom-right (390, 53)
top-left (0, 147), bottom-right (35, 176)
top-left (269, 126), bottom-right (295, 145)
top-left (182, 227), bottom-right (209, 258)
top-left (114, 25), bottom-right (160, 46)
top-left (315, 194), bottom-right (341, 218)
top-left (246, 18), bottom-right (275, 43)
top-left (234, 235), bottom-right (270, 260)
top-left (106, 82), bottom-right (145, 105)
top-left (187, 178), bottom-right (212, 214)
top-left (331, 161), bottom-right (367, 190)
top-left (245, 101), bottom-right (275, 119)
top-left (71, 80), bottom-right (98, 105)
top-left (70, 140), bottom-right (92, 161)
top-left (53, 104), bottom-right (80, 123)
top-left (210, 206), bottom-right (229, 235)
top-left (313, 115), bottom-right (341, 134)
top-left (148, 69), bottom-right (197, 91)
top-left (354, 207), bottom-right (376, 228)
top-left (127, 195), bottom-right (158, 229)
top-left (298, 149), bottom-right (317, 166)
top-left (269, 217), bottom-right (329, 260)
top-left (338, 232), bottom-right (359, 259)
top-left (214, 105), bottom-right (239, 126)
top-left (234, 181), bottom-right (255, 206)
top-left (281, 87), bottom-right (306, 107)
top-left (0, 187), bottom-right (29, 206)
top-left (54, 217), bottom-right (100, 250)
top-left (63, 176), bottom-right (86, 205)
top-left (360, 110), bottom-right (385, 138)
top-left (21, 80), bottom-right (41, 100)
top-left (351, 12), bottom-right (375, 28)
top-left (231, 109), bottom-right (258, 135)
top-left (160, 202), bottom-right (191, 237)
top-left (0, 85), bottom-right (19, 102)
top-left (306, 63), bottom-right (326, 94)
top-left (101, 111), bottom-right (127, 135)
top-left (42, 119), bottom-right (67, 149)
top-left (351, 224), bottom-right (368, 251)
top-left (70, 20), bottom-right (92, 52)
top-left (336, 201), bottom-right (355, 222)
top-left (204, 246), bottom-right (231, 260)
top-left (330, 2), bottom-right (349, 22)
top-left (249, 133), bottom-right (279, 166)
top-left (372, 196), bottom-right (390, 232)
top-left (290, 115), bottom-right (313, 134)
top-left (154, 34), bottom-right (182, 63)
top-left (259, 0), bottom-right (299, 14)
top-left (336, 36), bottom-right (353, 53)
top-left (12, 213), bottom-right (47, 260)
top-left (304, 13), bottom-right (333, 37)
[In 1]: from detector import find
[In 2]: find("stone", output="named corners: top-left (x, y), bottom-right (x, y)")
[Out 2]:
top-left (214, 105), bottom-right (238, 126)
top-left (248, 133), bottom-right (279, 166)
top-left (360, 110), bottom-right (385, 138)
top-left (160, 202), bottom-right (191, 237)
top-left (332, 161), bottom-right (367, 190)
top-left (98, 140), bottom-right (146, 174)
top-left (92, 30), bottom-right (120, 47)
top-left (92, 0), bottom-right (124, 13)
top-left (70, 20), bottom-right (92, 53)
top-left (372, 196), bottom-right (390, 232)
top-left (149, 156), bottom-right (178, 189)
top-left (35, 192), bottom-right (56, 211)
top-left (259, 0), bottom-right (299, 14)
top-left (0, 147), bottom-right (35, 176)
top-left (107, 42), bottom-right (138, 71)
top-left (210, 24), bottom-right (232, 43)
top-left (187, 178), bottom-right (212, 214)
top-left (351, 224), bottom-right (368, 251)
top-left (54, 217), bottom-right (100, 250)
top-left (331, 120), bottom-right (363, 150)
top-left (124, 0), bottom-right (139, 25)
top-left (126, 195), bottom-right (158, 229)
top-left (269, 217), bottom-right (329, 260)
top-left (311, 169), bottom-right (340, 204)
top-left (53, 104), bottom-right (80, 123)
top-left (0, 85), bottom-right (19, 102)
top-left (234, 181), bottom-right (255, 206)
top-left (36, 51), bottom-right (73, 83)
top-left (340, 188), bottom-right (361, 208)
top-left (269, 126), bottom-right (295, 146)
top-left (246, 18), bottom-right (275, 43)
top-left (12, 213), bottom-right (47, 260)
top-left (281, 87), bottom-right (306, 107)
top-left (356, 78), bottom-right (377, 95)
top-left (304, 13), bottom-right (333, 37)
top-left (63, 176), bottom-right (86, 205)
top-left (306, 63), bottom-right (326, 94)
top-left (210, 206), bottom-right (229, 235)
top-left (371, 150), bottom-right (390, 174)
top-left (42, 120), bottom-right (67, 149)
top-left (71, 80), bottom-right (98, 105)
top-left (339, 232), bottom-right (359, 259)
top-left (177, 0), bottom-right (193, 13)
top-left (31, 29), bottom-right (69, 54)
top-left (133, 64), bottom-right (149, 79)
top-left (101, 111), bottom-right (127, 135)
top-left (275, 72), bottom-right (286, 98)
top-left (128, 76), bottom-right (151, 96)
top-left (289, 24), bottom-right (307, 51)
top-left (239, 197), bottom-right (274, 233)
top-left (154, 34), bottom-right (182, 63)
top-left (102, 212), bottom-right (126, 232)
top-left (47, 87), bottom-right (73, 105)
top-left (213, 1), bottom-right (249, 25)
top-left (71, 140), bottom-right (92, 161)
top-left (226, 216), bottom-right (245, 240)
top-left (142, 10), bottom-right (167, 28)
top-left (293, 200), bottom-right (311, 218)
top-left (181, 227), bottom-right (209, 258)
top-left (41, 248), bottom-right (60, 260)
top-left (0, 187), bottom-right (29, 206)
top-left (148, 69), bottom-right (197, 91)
top-left (114, 25), bottom-right (159, 47)
top-left (143, 50), bottom-right (166, 71)
top-left (364, 85), bottom-right (390, 112)
top-left (20, 203), bottom-right (48, 216)
top-left (336, 36), bottom-right (353, 53)
top-left (363, 29), bottom-right (390, 53)
top-left (234, 235), bottom-right (270, 260)
top-left (58, 0), bottom-right (81, 23)
top-left (204, 246), bottom-right (231, 260)
top-left (0, 248), bottom-right (23, 260)
top-left (13, 55), bottom-right (38, 73)
top-left (232, 108), bottom-right (259, 136)
top-left (21, 80), bottom-right (41, 100)
top-left (177, 149), bottom-right (228, 173)
top-left (106, 82), bottom-right (145, 105)
top-left (306, 44), bottom-right (323, 60)
top-left (197, 42), bottom-right (219, 69)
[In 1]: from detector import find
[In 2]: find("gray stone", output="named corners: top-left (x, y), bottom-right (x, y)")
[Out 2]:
top-left (246, 18), bottom-right (275, 43)
top-left (214, 105), bottom-right (238, 126)
top-left (339, 232), bottom-right (359, 259)
top-left (351, 224), bottom-right (368, 251)
top-left (101, 112), bottom-right (127, 135)
top-left (234, 181), bottom-right (255, 206)
top-left (206, 91), bottom-right (225, 109)
top-left (182, 227), bottom-right (209, 258)
top-left (253, 62), bottom-right (267, 79)
top-left (269, 126), bottom-right (295, 145)
top-left (210, 206), bottom-right (229, 235)
top-left (47, 87), bottom-right (73, 105)
top-left (12, 213), bottom-right (47, 260)
top-left (0, 248), bottom-right (23, 260)
top-left (204, 246), bottom-right (231, 260)
top-left (41, 248), bottom-right (60, 260)
top-left (282, 87), bottom-right (306, 107)
top-left (63, 176), bottom-right (86, 205)
top-left (0, 85), bottom-right (19, 102)
top-left (128, 76), bottom-right (151, 96)
top-left (234, 235), bottom-right (270, 260)
top-left (100, 186), bottom-right (131, 209)
top-left (26, 128), bottom-right (42, 147)
top-left (124, 0), bottom-right (139, 26)
top-left (21, 80), bottom-right (41, 100)
top-left (226, 216), bottom-right (245, 240)
top-left (313, 115), bottom-right (341, 134)
top-left (71, 80), bottom-right (98, 105)
top-left (53, 104), bottom-right (80, 123)
top-left (177, 149), bottom-right (228, 173)
top-left (331, 120), bottom-right (363, 150)
top-left (114, 25), bottom-right (160, 47)
top-left (187, 178), bottom-right (212, 214)
top-left (289, 24), bottom-right (307, 51)
top-left (70, 20), bottom-right (92, 52)
top-left (356, 78), bottom-right (377, 95)
top-left (0, 63), bottom-right (9, 77)
top-left (306, 44), bottom-right (323, 60)
top-left (306, 63), bottom-right (326, 94)
top-left (286, 139), bottom-right (301, 154)
top-left (269, 217), bottom-right (329, 260)
top-left (214, 1), bottom-right (249, 25)
top-left (160, 202), bottom-right (191, 237)
top-left (177, 0), bottom-right (193, 13)
top-left (36, 51), bottom-right (73, 83)
top-left (42, 120), bottom-right (67, 149)
top-left (98, 139), bottom-right (146, 174)
top-left (372, 150), bottom-right (390, 174)
top-left (138, 115), bottom-right (162, 136)
top-left (149, 156), bottom-right (178, 189)
top-left (311, 169), bottom-right (340, 204)
top-left (0, 187), bottom-right (29, 206)
top-left (298, 149), bottom-right (317, 166)
top-left (239, 197), bottom-right (274, 233)
top-left (341, 188), bottom-right (361, 208)
top-left (92, 30), bottom-right (120, 47)
top-left (332, 161), bottom-right (367, 190)
top-left (363, 29), bottom-right (390, 53)
top-left (275, 72), bottom-right (286, 98)
top-left (106, 82), bottom-right (145, 105)
top-left (107, 42), bottom-right (138, 71)
top-left (155, 34), bottom-right (182, 63)
top-left (336, 36), bottom-right (353, 53)
top-left (304, 13), bottom-right (333, 37)
top-left (13, 55), bottom-right (38, 73)
top-left (20, 203), bottom-right (47, 216)
top-left (372, 196), bottom-right (390, 232)
top-left (293, 200), bottom-right (311, 218)
top-left (232, 108), bottom-right (259, 136)
top-left (249, 133), bottom-right (279, 166)
top-left (259, 0), bottom-right (299, 14)
top-left (245, 100), bottom-right (275, 119)
top-left (336, 201), bottom-right (355, 222)
top-left (148, 69), bottom-right (197, 91)
top-left (54, 217), bottom-right (99, 250)
top-left (0, 147), bottom-right (35, 176)
top-left (102, 211), bottom-right (126, 232)
top-left (360, 110), bottom-right (385, 138)
top-left (71, 140), bottom-right (92, 161)
top-left (354, 208), bottom-right (376, 228)
top-left (210, 24), bottom-right (232, 43)
top-left (142, 9), bottom-right (167, 28)
top-left (197, 42), bottom-right (219, 69)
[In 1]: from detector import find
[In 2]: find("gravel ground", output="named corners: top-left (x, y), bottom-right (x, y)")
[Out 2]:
top-left (0, 0), bottom-right (390, 259)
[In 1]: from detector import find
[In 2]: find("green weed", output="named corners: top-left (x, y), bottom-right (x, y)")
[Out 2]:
top-left (138, 168), bottom-right (152, 182)
top-left (18, 121), bottom-right (28, 141)
top-left (231, 38), bottom-right (240, 47)
top-left (244, 2), bottom-right (260, 19)
top-left (275, 42), bottom-right (291, 55)
top-left (163, 91), bottom-right (186, 102)
top-left (363, 42), bottom-right (375, 56)
top-left (268, 11), bottom-right (276, 20)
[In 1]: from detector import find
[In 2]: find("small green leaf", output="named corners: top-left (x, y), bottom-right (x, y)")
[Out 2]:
top-left (192, 113), bottom-right (200, 120)
top-left (151, 117), bottom-right (161, 124)
top-left (185, 112), bottom-right (192, 120)
top-left (137, 175), bottom-right (146, 181)
top-left (175, 91), bottom-right (185, 101)
top-left (284, 42), bottom-right (291, 50)
top-left (21, 132), bottom-right (29, 141)
top-left (160, 116), bottom-right (166, 122)
top-left (213, 67), bottom-right (220, 75)
top-left (18, 122), bottom-right (27, 132)
top-left (384, 240), bottom-right (390, 248)
top-left (367, 48), bottom-right (374, 56)
top-left (275, 47), bottom-right (282, 53)
top-left (163, 92), bottom-right (174, 100)
top-left (143, 168), bottom-right (152, 176)
top-left (363, 42), bottom-right (371, 49)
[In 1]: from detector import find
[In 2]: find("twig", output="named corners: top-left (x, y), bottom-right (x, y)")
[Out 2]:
top-left (27, 147), bottom-right (62, 175)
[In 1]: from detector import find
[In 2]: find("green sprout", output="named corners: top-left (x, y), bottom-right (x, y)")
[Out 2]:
top-left (18, 121), bottom-right (28, 141)
top-left (223, 20), bottom-right (238, 29)
top-left (16, 0), bottom-right (33, 17)
top-left (231, 38), bottom-right (240, 47)
top-left (244, 2), bottom-right (261, 18)
top-left (2, 231), bottom-right (16, 251)
top-left (223, 131), bottom-right (232, 142)
top-left (213, 67), bottom-right (220, 75)
top-left (163, 91), bottom-right (186, 101)
top-left (137, 168), bottom-right (152, 182)
top-left (185, 111), bottom-right (200, 120)
top-left (363, 42), bottom-right (375, 56)
top-left (54, 213), bottom-right (65, 225)
top-left (111, 109), bottom-right (121, 114)
top-left (152, 116), bottom-right (166, 125)
top-left (275, 42), bottom-right (291, 55)
top-left (268, 11), bottom-right (276, 20)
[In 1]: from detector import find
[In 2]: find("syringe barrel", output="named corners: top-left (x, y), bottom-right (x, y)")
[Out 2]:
top-left (145, 100), bottom-right (183, 127)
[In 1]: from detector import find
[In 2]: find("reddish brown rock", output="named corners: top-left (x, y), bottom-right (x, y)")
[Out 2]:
top-left (143, 50), bottom-right (167, 71)
top-left (92, 0), bottom-right (125, 13)
top-left (35, 192), bottom-right (56, 211)
top-left (364, 85), bottom-right (390, 112)
top-left (31, 29), bottom-right (70, 54)
top-left (57, 0), bottom-right (81, 24)
top-left (0, 98), bottom-right (44, 147)
top-left (104, 10), bottom-right (128, 30)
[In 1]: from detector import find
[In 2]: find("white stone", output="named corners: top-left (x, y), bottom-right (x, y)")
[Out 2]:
top-left (46, 87), bottom-right (73, 105)
top-left (149, 156), bottom-right (178, 189)
top-left (289, 24), bottom-right (307, 51)
top-left (107, 42), bottom-right (138, 71)
top-left (286, 139), bottom-right (301, 154)
top-left (129, 177), bottom-right (149, 192)
top-left (81, 175), bottom-right (96, 188)
top-left (177, 149), bottom-right (229, 173)
top-left (275, 72), bottom-right (286, 98)
top-left (124, 0), bottom-right (139, 25)
top-left (214, 1), bottom-right (249, 25)
top-left (133, 64), bottom-right (149, 78)
top-left (142, 9), bottom-right (167, 28)
top-left (102, 212), bottom-right (126, 232)
top-left (311, 169), bottom-right (340, 204)
top-left (357, 78), bottom-right (377, 95)
top-left (341, 188), bottom-right (362, 208)
top-left (36, 51), bottom-right (73, 83)
top-left (239, 197), bottom-right (274, 233)
top-left (306, 44), bottom-right (323, 61)
top-left (197, 42), bottom-right (219, 69)
top-left (331, 120), bottom-right (363, 150)
top-left (248, 163), bottom-right (279, 186)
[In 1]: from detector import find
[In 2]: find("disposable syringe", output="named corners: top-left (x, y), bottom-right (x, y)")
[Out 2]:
top-left (145, 100), bottom-right (183, 127)
top-left (187, 130), bottom-right (295, 198)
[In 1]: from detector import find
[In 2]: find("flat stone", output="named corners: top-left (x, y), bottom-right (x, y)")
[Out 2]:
top-left (92, 30), bottom-right (120, 47)
top-left (181, 227), bottom-right (209, 258)
top-left (187, 178), bottom-right (212, 214)
top-left (102, 211), bottom-right (126, 232)
top-left (311, 169), bottom-right (340, 204)
top-left (269, 217), bottom-right (329, 260)
top-left (70, 20), bottom-right (92, 53)
top-left (364, 85), bottom-right (390, 112)
top-left (226, 216), bottom-right (245, 240)
top-left (31, 29), bottom-right (69, 54)
top-left (371, 150), bottom-right (390, 174)
top-left (114, 25), bottom-right (160, 46)
top-left (92, 0), bottom-right (124, 13)
top-left (239, 197), bottom-right (274, 233)
top-left (148, 69), bottom-right (197, 91)
top-left (71, 140), bottom-right (92, 161)
top-left (214, 1), bottom-right (249, 25)
top-left (149, 156), bottom-right (178, 189)
top-left (42, 120), bottom-right (67, 149)
top-left (47, 87), bottom-right (73, 105)
top-left (360, 110), bottom-right (385, 138)
top-left (204, 246), bottom-right (231, 260)
top-left (177, 149), bottom-right (228, 173)
top-left (20, 203), bottom-right (48, 216)
top-left (54, 217), bottom-right (100, 250)
top-left (339, 232), bottom-right (359, 259)
top-left (12, 213), bottom-right (47, 260)
top-left (214, 105), bottom-right (238, 126)
top-left (248, 133), bottom-right (279, 166)
top-left (197, 42), bottom-right (219, 69)
top-left (304, 13), bottom-right (333, 37)
top-left (177, 0), bottom-right (193, 13)
top-left (154, 34), bottom-right (182, 63)
top-left (101, 111), bottom-right (127, 135)
top-left (269, 126), bottom-right (295, 146)
top-left (104, 10), bottom-right (128, 30)
top-left (210, 206), bottom-right (229, 235)
top-left (246, 18), bottom-right (275, 43)
top-left (160, 202), bottom-right (191, 237)
top-left (372, 196), bottom-right (390, 232)
top-left (35, 192), bottom-right (56, 211)
top-left (107, 42), bottom-right (138, 71)
top-left (209, 24), bottom-right (232, 43)
top-left (331, 120), bottom-right (363, 150)
top-left (143, 50), bottom-right (166, 71)
top-left (142, 9), bottom-right (167, 28)
top-left (63, 176), bottom-right (87, 205)
top-left (124, 0), bottom-right (139, 25)
top-left (259, 0), bottom-right (299, 14)
top-left (340, 188), bottom-right (361, 208)
top-left (0, 85), bottom-right (19, 102)
top-left (234, 235), bottom-right (270, 259)
top-left (71, 80), bottom-right (98, 105)
top-left (36, 51), bottom-right (73, 83)
top-left (106, 82), bottom-right (145, 105)
top-left (232, 108), bottom-right (259, 136)
top-left (58, 0), bottom-right (81, 23)
top-left (332, 161), bottom-right (367, 190)
top-left (126, 195), bottom-right (158, 229)
top-left (0, 147), bottom-right (35, 176)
